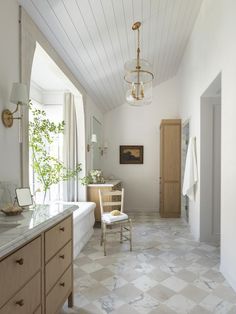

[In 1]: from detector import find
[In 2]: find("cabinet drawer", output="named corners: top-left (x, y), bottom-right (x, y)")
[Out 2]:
top-left (45, 216), bottom-right (72, 262)
top-left (45, 241), bottom-right (72, 294)
top-left (0, 237), bottom-right (41, 306)
top-left (0, 272), bottom-right (41, 314)
top-left (46, 266), bottom-right (72, 314)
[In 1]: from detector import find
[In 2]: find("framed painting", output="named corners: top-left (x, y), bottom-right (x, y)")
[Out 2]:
top-left (120, 145), bottom-right (143, 164)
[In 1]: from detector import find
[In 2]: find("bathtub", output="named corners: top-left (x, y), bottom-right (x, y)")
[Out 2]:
top-left (61, 201), bottom-right (95, 259)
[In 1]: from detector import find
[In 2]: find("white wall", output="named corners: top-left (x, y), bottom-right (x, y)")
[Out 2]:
top-left (200, 96), bottom-right (221, 243)
top-left (0, 0), bottom-right (20, 184)
top-left (176, 0), bottom-right (236, 291)
top-left (0, 0), bottom-right (103, 198)
top-left (103, 77), bottom-right (179, 212)
top-left (84, 95), bottom-right (104, 172)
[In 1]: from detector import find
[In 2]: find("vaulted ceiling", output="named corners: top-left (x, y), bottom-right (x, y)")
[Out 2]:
top-left (19, 0), bottom-right (203, 112)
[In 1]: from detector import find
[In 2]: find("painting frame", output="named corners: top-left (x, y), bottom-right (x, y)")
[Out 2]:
top-left (120, 145), bottom-right (144, 164)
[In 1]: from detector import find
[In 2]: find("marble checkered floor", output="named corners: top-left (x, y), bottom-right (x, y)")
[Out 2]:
top-left (60, 213), bottom-right (236, 313)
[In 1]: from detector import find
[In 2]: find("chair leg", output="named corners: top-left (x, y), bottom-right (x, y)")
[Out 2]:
top-left (129, 219), bottom-right (132, 252)
top-left (120, 224), bottom-right (123, 243)
top-left (100, 222), bottom-right (104, 246)
top-left (103, 223), bottom-right (107, 256)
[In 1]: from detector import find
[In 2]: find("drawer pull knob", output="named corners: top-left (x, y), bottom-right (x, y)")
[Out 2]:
top-left (16, 258), bottom-right (24, 265)
top-left (59, 254), bottom-right (65, 259)
top-left (60, 282), bottom-right (65, 287)
top-left (15, 299), bottom-right (24, 306)
top-left (59, 227), bottom-right (65, 232)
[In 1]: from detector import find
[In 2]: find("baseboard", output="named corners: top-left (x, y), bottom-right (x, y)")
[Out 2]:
top-left (220, 263), bottom-right (236, 292)
top-left (127, 208), bottom-right (159, 212)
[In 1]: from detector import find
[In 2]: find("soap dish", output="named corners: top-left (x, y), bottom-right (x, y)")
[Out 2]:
top-left (1, 206), bottom-right (23, 216)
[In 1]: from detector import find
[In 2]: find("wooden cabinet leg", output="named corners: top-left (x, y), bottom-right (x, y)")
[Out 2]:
top-left (68, 292), bottom-right (73, 308)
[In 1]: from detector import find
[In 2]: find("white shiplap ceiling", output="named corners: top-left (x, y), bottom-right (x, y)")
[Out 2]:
top-left (19, 0), bottom-right (203, 112)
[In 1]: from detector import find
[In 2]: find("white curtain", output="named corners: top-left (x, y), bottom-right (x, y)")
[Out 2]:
top-left (63, 93), bottom-right (79, 201)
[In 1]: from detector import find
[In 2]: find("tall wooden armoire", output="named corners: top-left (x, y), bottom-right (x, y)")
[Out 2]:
top-left (159, 119), bottom-right (181, 218)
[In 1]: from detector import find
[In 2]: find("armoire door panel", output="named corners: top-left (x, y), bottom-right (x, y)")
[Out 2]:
top-left (159, 119), bottom-right (181, 218)
top-left (163, 125), bottom-right (181, 181)
top-left (163, 182), bottom-right (181, 217)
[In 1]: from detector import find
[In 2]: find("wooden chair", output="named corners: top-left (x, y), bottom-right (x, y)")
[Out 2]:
top-left (98, 188), bottom-right (132, 256)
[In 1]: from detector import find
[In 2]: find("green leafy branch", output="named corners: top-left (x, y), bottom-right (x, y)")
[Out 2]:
top-left (29, 102), bottom-right (81, 200)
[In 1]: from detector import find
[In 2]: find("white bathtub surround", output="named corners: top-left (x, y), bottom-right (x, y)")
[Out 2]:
top-left (61, 202), bottom-right (96, 258)
top-left (0, 203), bottom-right (77, 258)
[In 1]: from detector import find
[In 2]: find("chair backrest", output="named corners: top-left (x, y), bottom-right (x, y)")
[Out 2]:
top-left (99, 188), bottom-right (124, 215)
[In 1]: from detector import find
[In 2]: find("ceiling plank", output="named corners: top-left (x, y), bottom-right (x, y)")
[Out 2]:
top-left (19, 0), bottom-right (204, 112)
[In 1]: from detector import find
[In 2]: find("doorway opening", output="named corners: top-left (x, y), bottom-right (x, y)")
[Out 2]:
top-left (200, 73), bottom-right (221, 244)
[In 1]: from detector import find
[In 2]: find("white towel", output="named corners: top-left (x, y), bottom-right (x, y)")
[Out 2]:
top-left (102, 212), bottom-right (128, 224)
top-left (182, 137), bottom-right (198, 201)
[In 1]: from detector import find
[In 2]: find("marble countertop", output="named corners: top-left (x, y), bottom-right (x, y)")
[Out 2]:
top-left (0, 203), bottom-right (78, 259)
top-left (87, 179), bottom-right (121, 187)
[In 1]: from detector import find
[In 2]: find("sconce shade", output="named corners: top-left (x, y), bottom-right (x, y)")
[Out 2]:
top-left (10, 83), bottom-right (28, 105)
top-left (1, 82), bottom-right (28, 128)
top-left (91, 134), bottom-right (97, 143)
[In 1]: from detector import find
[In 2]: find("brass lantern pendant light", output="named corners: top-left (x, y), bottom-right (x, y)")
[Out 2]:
top-left (124, 21), bottom-right (154, 106)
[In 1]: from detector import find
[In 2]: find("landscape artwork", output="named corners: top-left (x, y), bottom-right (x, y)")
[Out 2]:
top-left (120, 145), bottom-right (143, 164)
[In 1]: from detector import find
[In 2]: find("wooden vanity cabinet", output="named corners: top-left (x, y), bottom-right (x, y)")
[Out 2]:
top-left (0, 237), bottom-right (41, 314)
top-left (88, 181), bottom-right (122, 222)
top-left (0, 214), bottom-right (73, 314)
top-left (44, 216), bottom-right (73, 314)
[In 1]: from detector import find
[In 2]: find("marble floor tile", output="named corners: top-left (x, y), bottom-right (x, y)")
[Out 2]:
top-left (193, 276), bottom-right (219, 292)
top-left (101, 275), bottom-right (128, 291)
top-left (147, 268), bottom-right (170, 282)
top-left (188, 305), bottom-right (212, 314)
top-left (149, 304), bottom-right (177, 313)
top-left (228, 305), bottom-right (236, 314)
top-left (80, 261), bottom-right (104, 274)
top-left (132, 274), bottom-right (158, 292)
top-left (118, 269), bottom-right (143, 282)
top-left (175, 269), bottom-right (198, 283)
top-left (213, 284), bottom-right (236, 303)
top-left (181, 284), bottom-right (208, 303)
top-left (113, 283), bottom-right (143, 302)
top-left (147, 284), bottom-right (175, 302)
top-left (164, 294), bottom-right (196, 313)
top-left (128, 293), bottom-right (160, 314)
top-left (161, 276), bottom-right (188, 292)
top-left (93, 293), bottom-right (125, 313)
top-left (59, 213), bottom-right (236, 314)
top-left (203, 269), bottom-right (225, 283)
top-left (90, 268), bottom-right (114, 282)
top-left (112, 304), bottom-right (140, 314)
top-left (82, 284), bottom-right (110, 301)
top-left (200, 294), bottom-right (234, 313)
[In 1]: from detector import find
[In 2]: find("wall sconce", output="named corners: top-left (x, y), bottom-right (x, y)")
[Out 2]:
top-left (1, 83), bottom-right (28, 128)
top-left (99, 141), bottom-right (108, 156)
top-left (87, 133), bottom-right (97, 152)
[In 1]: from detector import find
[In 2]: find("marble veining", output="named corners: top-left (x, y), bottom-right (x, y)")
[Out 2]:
top-left (61, 213), bottom-right (236, 314)
top-left (0, 203), bottom-right (78, 258)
